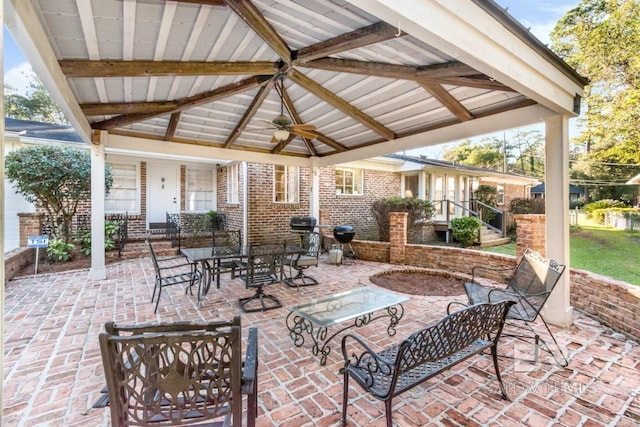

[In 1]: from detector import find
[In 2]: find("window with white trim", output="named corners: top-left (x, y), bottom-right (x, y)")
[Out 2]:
top-left (105, 163), bottom-right (139, 214)
top-left (335, 167), bottom-right (363, 195)
top-left (227, 163), bottom-right (239, 204)
top-left (186, 168), bottom-right (214, 212)
top-left (274, 165), bottom-right (299, 203)
top-left (497, 183), bottom-right (505, 205)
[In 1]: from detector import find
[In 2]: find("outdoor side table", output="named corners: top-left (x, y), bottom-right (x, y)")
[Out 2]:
top-left (286, 286), bottom-right (407, 365)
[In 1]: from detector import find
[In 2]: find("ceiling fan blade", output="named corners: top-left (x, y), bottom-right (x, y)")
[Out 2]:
top-left (290, 123), bottom-right (316, 131)
top-left (257, 119), bottom-right (278, 128)
top-left (270, 135), bottom-right (279, 143)
top-left (291, 129), bottom-right (317, 139)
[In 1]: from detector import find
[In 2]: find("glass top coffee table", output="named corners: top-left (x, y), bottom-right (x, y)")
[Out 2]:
top-left (286, 286), bottom-right (408, 365)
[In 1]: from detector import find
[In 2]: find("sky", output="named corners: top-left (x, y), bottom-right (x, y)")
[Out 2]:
top-left (2, 0), bottom-right (581, 154)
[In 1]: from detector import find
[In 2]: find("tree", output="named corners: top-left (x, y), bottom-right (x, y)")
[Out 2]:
top-left (551, 0), bottom-right (640, 202)
top-left (4, 70), bottom-right (68, 124)
top-left (5, 145), bottom-right (112, 244)
top-left (442, 130), bottom-right (546, 178)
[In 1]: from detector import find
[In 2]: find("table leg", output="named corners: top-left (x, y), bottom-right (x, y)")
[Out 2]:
top-left (286, 304), bottom-right (405, 365)
top-left (197, 260), bottom-right (213, 308)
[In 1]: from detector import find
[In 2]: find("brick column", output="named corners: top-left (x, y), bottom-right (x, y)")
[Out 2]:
top-left (514, 214), bottom-right (546, 260)
top-left (18, 212), bottom-right (45, 247)
top-left (389, 212), bottom-right (407, 265)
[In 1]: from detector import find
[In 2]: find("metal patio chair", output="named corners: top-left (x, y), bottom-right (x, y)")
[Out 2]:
top-left (145, 240), bottom-right (200, 313)
top-left (283, 231), bottom-right (321, 288)
top-left (462, 248), bottom-right (569, 366)
top-left (96, 316), bottom-right (258, 426)
top-left (212, 229), bottom-right (244, 279)
top-left (240, 242), bottom-right (284, 312)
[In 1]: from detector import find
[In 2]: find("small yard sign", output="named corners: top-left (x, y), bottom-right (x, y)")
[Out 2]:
top-left (28, 235), bottom-right (49, 248)
top-left (28, 235), bottom-right (49, 274)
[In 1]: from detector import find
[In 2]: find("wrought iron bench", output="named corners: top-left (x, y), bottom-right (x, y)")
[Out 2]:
top-left (340, 301), bottom-right (515, 427)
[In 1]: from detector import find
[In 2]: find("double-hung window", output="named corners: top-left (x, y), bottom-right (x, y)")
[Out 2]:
top-left (497, 183), bottom-right (505, 205)
top-left (105, 163), bottom-right (138, 214)
top-left (335, 167), bottom-right (363, 195)
top-left (186, 168), bottom-right (214, 212)
top-left (274, 165), bottom-right (299, 203)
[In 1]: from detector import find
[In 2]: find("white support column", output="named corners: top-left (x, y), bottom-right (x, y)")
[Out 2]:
top-left (309, 158), bottom-right (321, 220)
top-left (544, 115), bottom-right (573, 326)
top-left (241, 161), bottom-right (248, 246)
top-left (88, 130), bottom-right (107, 280)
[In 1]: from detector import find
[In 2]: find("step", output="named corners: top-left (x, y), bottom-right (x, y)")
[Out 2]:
top-left (479, 237), bottom-right (512, 248)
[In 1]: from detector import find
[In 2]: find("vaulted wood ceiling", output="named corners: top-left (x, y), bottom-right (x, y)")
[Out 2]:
top-left (14, 0), bottom-right (582, 161)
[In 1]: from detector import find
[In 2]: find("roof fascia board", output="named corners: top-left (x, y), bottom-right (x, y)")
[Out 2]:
top-left (4, 0), bottom-right (92, 143)
top-left (105, 133), bottom-right (313, 168)
top-left (344, 0), bottom-right (583, 116)
top-left (318, 103), bottom-right (553, 167)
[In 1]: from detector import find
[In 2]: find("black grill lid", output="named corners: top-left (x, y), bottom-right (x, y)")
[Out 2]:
top-left (290, 216), bottom-right (317, 230)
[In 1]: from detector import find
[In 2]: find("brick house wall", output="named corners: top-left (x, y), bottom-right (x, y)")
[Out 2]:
top-left (216, 164), bottom-right (244, 235)
top-left (318, 165), bottom-right (400, 241)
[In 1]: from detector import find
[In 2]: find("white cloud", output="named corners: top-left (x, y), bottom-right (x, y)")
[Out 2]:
top-left (4, 62), bottom-right (34, 96)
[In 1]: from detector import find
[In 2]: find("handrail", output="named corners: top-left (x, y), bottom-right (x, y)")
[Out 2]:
top-left (472, 200), bottom-right (505, 237)
top-left (444, 200), bottom-right (504, 237)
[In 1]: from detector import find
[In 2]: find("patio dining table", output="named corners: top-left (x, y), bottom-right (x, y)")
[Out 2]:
top-left (181, 245), bottom-right (248, 307)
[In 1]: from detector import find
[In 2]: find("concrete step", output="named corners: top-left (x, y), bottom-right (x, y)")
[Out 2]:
top-left (479, 237), bottom-right (512, 248)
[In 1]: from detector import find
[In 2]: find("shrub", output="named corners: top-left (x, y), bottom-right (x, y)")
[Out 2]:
top-left (75, 220), bottom-right (120, 256)
top-left (584, 199), bottom-right (626, 218)
top-left (510, 198), bottom-right (545, 214)
top-left (451, 216), bottom-right (482, 247)
top-left (371, 197), bottom-right (435, 242)
top-left (47, 238), bottom-right (75, 262)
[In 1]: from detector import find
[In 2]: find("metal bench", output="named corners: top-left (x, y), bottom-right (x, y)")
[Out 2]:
top-left (340, 301), bottom-right (515, 427)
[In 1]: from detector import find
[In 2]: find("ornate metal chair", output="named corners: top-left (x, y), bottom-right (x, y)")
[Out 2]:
top-left (97, 317), bottom-right (258, 426)
top-left (240, 242), bottom-right (284, 312)
top-left (462, 248), bottom-right (568, 366)
top-left (283, 231), bottom-right (320, 288)
top-left (145, 240), bottom-right (200, 313)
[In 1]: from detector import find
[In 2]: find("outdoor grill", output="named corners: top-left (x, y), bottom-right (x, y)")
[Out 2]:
top-left (290, 216), bottom-right (317, 233)
top-left (333, 224), bottom-right (355, 244)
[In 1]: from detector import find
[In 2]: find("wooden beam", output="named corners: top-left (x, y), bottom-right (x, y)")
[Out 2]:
top-left (92, 75), bottom-right (269, 130)
top-left (224, 0), bottom-right (291, 61)
top-left (294, 22), bottom-right (404, 64)
top-left (59, 60), bottom-right (278, 77)
top-left (278, 85), bottom-right (317, 156)
top-left (435, 76), bottom-right (515, 92)
top-left (164, 112), bottom-right (181, 141)
top-left (224, 79), bottom-right (274, 148)
top-left (418, 81), bottom-right (473, 122)
top-left (315, 133), bottom-right (347, 152)
top-left (301, 58), bottom-right (418, 79)
top-left (416, 62), bottom-right (479, 79)
top-left (288, 69), bottom-right (395, 140)
top-left (170, 0), bottom-right (226, 5)
top-left (80, 101), bottom-right (179, 116)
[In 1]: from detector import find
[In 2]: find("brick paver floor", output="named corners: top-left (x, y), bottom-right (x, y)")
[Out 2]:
top-left (3, 254), bottom-right (640, 426)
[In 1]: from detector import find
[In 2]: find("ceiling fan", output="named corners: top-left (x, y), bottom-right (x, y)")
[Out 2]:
top-left (260, 76), bottom-right (317, 143)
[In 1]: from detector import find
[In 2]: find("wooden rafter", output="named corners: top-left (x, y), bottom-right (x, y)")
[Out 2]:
top-left (165, 112), bottom-right (181, 141)
top-left (81, 101), bottom-right (178, 116)
top-left (288, 69), bottom-right (395, 141)
top-left (224, 79), bottom-right (275, 148)
top-left (435, 76), bottom-right (515, 92)
top-left (224, 0), bottom-right (291, 61)
top-left (59, 60), bottom-right (278, 77)
top-left (302, 58), bottom-right (417, 79)
top-left (91, 75), bottom-right (269, 130)
top-left (418, 81), bottom-right (473, 122)
top-left (277, 85), bottom-right (317, 156)
top-left (294, 22), bottom-right (404, 64)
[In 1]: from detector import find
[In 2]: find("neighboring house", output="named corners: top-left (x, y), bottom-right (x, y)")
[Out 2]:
top-left (531, 182), bottom-right (585, 207)
top-left (4, 119), bottom-right (537, 251)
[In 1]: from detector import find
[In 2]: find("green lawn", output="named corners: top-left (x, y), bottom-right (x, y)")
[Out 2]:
top-left (482, 225), bottom-right (640, 285)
